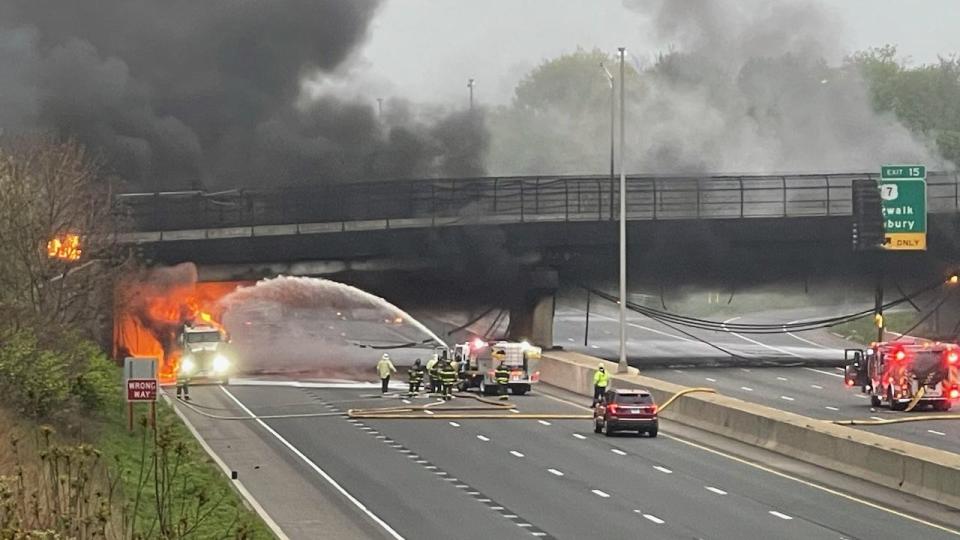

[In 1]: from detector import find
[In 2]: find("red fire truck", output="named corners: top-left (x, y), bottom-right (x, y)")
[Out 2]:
top-left (844, 341), bottom-right (960, 411)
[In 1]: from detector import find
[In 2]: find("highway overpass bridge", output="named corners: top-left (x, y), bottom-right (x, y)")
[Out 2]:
top-left (117, 171), bottom-right (960, 346)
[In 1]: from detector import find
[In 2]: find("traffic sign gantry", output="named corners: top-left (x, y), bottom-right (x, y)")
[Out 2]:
top-left (879, 165), bottom-right (926, 250)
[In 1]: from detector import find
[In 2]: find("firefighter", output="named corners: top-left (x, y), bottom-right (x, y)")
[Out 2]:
top-left (426, 354), bottom-right (441, 393)
top-left (494, 361), bottom-right (511, 401)
top-left (377, 353), bottom-right (397, 394)
top-left (176, 376), bottom-right (190, 401)
top-left (592, 364), bottom-right (609, 406)
top-left (408, 359), bottom-right (425, 394)
top-left (439, 360), bottom-right (458, 400)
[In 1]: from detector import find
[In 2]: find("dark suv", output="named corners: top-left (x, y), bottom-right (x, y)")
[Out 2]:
top-left (593, 388), bottom-right (658, 437)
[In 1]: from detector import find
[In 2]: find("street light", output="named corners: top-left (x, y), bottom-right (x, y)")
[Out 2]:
top-left (618, 46), bottom-right (628, 374)
top-left (467, 78), bottom-right (476, 110)
top-left (600, 62), bottom-right (615, 220)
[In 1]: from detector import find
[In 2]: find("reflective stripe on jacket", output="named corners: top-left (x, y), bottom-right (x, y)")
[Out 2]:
top-left (494, 367), bottom-right (510, 384)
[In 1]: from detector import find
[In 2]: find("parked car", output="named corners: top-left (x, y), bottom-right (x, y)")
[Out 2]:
top-left (593, 388), bottom-right (658, 437)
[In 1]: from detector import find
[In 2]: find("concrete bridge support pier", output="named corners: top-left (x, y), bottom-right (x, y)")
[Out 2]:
top-left (508, 268), bottom-right (559, 349)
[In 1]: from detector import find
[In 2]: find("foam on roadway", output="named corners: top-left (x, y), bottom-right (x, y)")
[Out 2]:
top-left (174, 382), bottom-right (960, 540)
top-left (554, 302), bottom-right (960, 453)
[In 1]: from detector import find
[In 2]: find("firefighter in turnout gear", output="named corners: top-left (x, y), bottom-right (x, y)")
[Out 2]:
top-left (426, 354), bottom-right (440, 393)
top-left (408, 359), bottom-right (425, 394)
top-left (439, 360), bottom-right (458, 400)
top-left (494, 361), bottom-right (511, 400)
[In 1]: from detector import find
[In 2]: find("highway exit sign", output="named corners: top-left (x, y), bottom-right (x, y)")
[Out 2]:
top-left (880, 165), bottom-right (926, 250)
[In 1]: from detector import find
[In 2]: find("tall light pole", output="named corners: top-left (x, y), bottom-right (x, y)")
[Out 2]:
top-left (600, 62), bottom-right (615, 220)
top-left (617, 46), bottom-right (628, 374)
top-left (467, 78), bottom-right (475, 110)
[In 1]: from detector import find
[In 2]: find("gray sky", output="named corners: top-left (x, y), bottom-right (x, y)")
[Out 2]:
top-left (342, 0), bottom-right (960, 107)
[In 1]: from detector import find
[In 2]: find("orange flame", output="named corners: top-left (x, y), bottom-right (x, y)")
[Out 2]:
top-left (47, 234), bottom-right (82, 261)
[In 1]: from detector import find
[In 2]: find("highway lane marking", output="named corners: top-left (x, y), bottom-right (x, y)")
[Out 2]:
top-left (467, 491), bottom-right (480, 495)
top-left (219, 387), bottom-right (405, 540)
top-left (805, 367), bottom-right (843, 378)
top-left (611, 449), bottom-right (627, 456)
top-left (590, 345), bottom-right (600, 349)
top-left (642, 514), bottom-right (665, 525)
top-left (510, 451), bottom-right (525, 458)
top-left (456, 484), bottom-right (469, 488)
top-left (517, 523), bottom-right (533, 528)
top-left (425, 465), bottom-right (438, 470)
top-left (591, 489), bottom-right (611, 498)
top-left (871, 417), bottom-right (884, 421)
top-left (780, 396), bottom-right (795, 402)
top-left (769, 511), bottom-right (793, 520)
top-left (401, 399), bottom-right (411, 404)
top-left (539, 386), bottom-right (960, 537)
top-left (854, 394), bottom-right (868, 399)
top-left (705, 486), bottom-right (727, 495)
top-left (741, 368), bottom-right (752, 373)
top-left (825, 406), bottom-right (839, 411)
top-left (490, 506), bottom-right (504, 510)
top-left (811, 384), bottom-right (823, 390)
top-left (503, 514), bottom-right (518, 518)
top-left (723, 317), bottom-right (803, 358)
top-left (532, 533), bottom-right (547, 537)
top-left (777, 376), bottom-right (788, 381)
top-left (510, 409), bottom-right (520, 414)
top-left (673, 369), bottom-right (684, 374)
top-left (706, 377), bottom-right (718, 382)
top-left (434, 471), bottom-right (447, 476)
top-left (653, 466), bottom-right (673, 474)
top-left (425, 410), bottom-right (435, 415)
top-left (573, 433), bottom-right (587, 440)
top-left (586, 310), bottom-right (700, 344)
top-left (416, 459), bottom-right (428, 464)
top-left (477, 498), bottom-right (491, 503)
top-left (448, 421), bottom-right (461, 428)
top-left (477, 435), bottom-right (490, 442)
top-left (785, 318), bottom-right (838, 350)
top-left (538, 420), bottom-right (552, 426)
top-left (740, 386), bottom-right (754, 392)
top-left (928, 430), bottom-right (947, 436)
top-left (548, 468), bottom-right (564, 477)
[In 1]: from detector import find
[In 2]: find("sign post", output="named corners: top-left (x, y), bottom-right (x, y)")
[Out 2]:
top-left (124, 357), bottom-right (158, 432)
top-left (879, 165), bottom-right (926, 250)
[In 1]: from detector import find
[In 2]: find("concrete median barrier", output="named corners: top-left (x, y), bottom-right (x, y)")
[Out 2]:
top-left (541, 351), bottom-right (960, 510)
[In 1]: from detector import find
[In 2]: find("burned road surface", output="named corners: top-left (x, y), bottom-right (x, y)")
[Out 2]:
top-left (172, 382), bottom-right (960, 540)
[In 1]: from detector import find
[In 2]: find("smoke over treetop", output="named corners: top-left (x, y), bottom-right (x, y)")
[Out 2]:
top-left (488, 0), bottom-right (948, 176)
top-left (0, 1), bottom-right (488, 190)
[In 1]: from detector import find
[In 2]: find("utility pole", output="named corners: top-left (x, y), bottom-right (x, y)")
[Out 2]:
top-left (618, 46), bottom-right (628, 374)
top-left (467, 78), bottom-right (475, 111)
top-left (601, 62), bottom-right (615, 220)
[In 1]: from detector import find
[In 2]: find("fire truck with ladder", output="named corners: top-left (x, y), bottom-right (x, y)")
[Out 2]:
top-left (844, 341), bottom-right (960, 411)
top-left (452, 339), bottom-right (541, 396)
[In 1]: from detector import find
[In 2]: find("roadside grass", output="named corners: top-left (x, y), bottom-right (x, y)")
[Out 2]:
top-left (94, 374), bottom-right (274, 539)
top-left (830, 311), bottom-right (918, 345)
top-left (0, 366), bottom-right (273, 539)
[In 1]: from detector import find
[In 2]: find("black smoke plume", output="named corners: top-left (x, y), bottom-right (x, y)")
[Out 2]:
top-left (0, 1), bottom-right (488, 190)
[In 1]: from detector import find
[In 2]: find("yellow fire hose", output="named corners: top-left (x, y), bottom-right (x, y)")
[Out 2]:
top-left (346, 387), bottom-right (718, 420)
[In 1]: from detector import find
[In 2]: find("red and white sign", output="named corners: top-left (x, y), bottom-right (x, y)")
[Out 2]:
top-left (127, 379), bottom-right (158, 402)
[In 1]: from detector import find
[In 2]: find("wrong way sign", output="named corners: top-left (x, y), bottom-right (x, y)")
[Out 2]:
top-left (127, 379), bottom-right (158, 401)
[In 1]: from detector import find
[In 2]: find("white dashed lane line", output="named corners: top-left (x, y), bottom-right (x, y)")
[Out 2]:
top-left (740, 386), bottom-right (754, 392)
top-left (825, 406), bottom-right (839, 411)
top-left (805, 367), bottom-right (844, 378)
top-left (425, 410), bottom-right (435, 415)
top-left (705, 486), bottom-right (727, 495)
top-left (538, 420), bottom-right (552, 426)
top-left (706, 377), bottom-right (718, 382)
top-left (641, 514), bottom-right (665, 525)
top-left (776, 376), bottom-right (788, 381)
top-left (477, 435), bottom-right (490, 442)
top-left (401, 399), bottom-right (411, 404)
top-left (547, 468), bottom-right (564, 477)
top-left (653, 466), bottom-right (673, 474)
top-left (769, 511), bottom-right (794, 521)
top-left (591, 489), bottom-right (611, 498)
top-left (780, 396), bottom-right (795, 401)
top-left (448, 421), bottom-right (461, 428)
top-left (811, 384), bottom-right (823, 390)
top-left (928, 430), bottom-right (947, 436)
top-left (573, 433), bottom-right (587, 440)
top-left (611, 448), bottom-right (627, 456)
top-left (510, 450), bottom-right (525, 458)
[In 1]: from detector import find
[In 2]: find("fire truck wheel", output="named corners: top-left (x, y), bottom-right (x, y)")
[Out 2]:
top-left (870, 395), bottom-right (881, 407)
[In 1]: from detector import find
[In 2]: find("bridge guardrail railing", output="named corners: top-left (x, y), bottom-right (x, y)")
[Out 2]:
top-left (117, 171), bottom-right (960, 232)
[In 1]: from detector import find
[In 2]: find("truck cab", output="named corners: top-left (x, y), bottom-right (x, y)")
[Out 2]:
top-left (177, 324), bottom-right (232, 385)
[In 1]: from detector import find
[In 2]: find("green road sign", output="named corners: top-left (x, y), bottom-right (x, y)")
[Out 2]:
top-left (879, 165), bottom-right (926, 250)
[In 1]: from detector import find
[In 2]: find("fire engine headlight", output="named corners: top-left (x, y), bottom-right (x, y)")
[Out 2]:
top-left (213, 354), bottom-right (231, 374)
top-left (180, 357), bottom-right (196, 375)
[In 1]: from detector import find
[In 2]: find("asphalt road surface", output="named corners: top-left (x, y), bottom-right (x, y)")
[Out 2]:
top-left (175, 382), bottom-right (960, 540)
top-left (555, 302), bottom-right (960, 454)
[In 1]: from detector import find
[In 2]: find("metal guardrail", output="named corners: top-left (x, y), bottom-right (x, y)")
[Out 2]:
top-left (117, 172), bottom-right (960, 232)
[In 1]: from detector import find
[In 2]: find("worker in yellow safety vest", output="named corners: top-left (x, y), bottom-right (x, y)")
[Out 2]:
top-left (592, 364), bottom-right (609, 406)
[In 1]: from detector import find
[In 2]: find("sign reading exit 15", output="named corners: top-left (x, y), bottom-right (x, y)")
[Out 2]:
top-left (879, 165), bottom-right (926, 250)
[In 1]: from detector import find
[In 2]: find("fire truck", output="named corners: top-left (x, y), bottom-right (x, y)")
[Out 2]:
top-left (454, 339), bottom-right (541, 396)
top-left (844, 341), bottom-right (960, 411)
